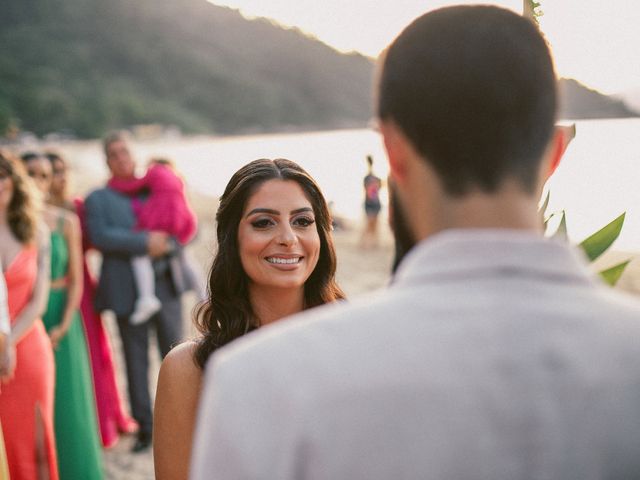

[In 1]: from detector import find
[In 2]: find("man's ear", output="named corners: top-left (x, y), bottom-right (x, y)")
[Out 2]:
top-left (379, 120), bottom-right (409, 183)
top-left (544, 124), bottom-right (576, 180)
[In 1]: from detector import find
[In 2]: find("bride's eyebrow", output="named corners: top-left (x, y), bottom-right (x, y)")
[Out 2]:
top-left (245, 207), bottom-right (313, 218)
top-left (245, 208), bottom-right (279, 218)
top-left (291, 207), bottom-right (313, 215)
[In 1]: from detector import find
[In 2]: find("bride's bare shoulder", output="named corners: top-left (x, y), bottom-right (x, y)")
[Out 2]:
top-left (159, 341), bottom-right (202, 391)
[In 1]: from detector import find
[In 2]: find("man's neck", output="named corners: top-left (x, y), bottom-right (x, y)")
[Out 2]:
top-left (413, 183), bottom-right (543, 242)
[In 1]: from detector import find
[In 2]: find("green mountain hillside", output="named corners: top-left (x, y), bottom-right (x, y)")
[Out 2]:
top-left (0, 0), bottom-right (374, 138)
top-left (1, 1), bottom-right (636, 139)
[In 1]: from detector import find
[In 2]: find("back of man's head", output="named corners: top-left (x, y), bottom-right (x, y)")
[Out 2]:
top-left (378, 5), bottom-right (557, 196)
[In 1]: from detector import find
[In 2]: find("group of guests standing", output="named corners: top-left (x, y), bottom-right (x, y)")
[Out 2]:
top-left (0, 148), bottom-right (141, 479)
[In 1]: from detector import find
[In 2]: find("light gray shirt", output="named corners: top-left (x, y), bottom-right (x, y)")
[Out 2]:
top-left (191, 230), bottom-right (640, 480)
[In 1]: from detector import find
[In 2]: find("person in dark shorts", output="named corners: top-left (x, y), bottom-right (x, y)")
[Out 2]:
top-left (361, 155), bottom-right (382, 247)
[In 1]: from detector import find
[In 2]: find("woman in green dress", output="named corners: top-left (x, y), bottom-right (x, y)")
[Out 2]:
top-left (22, 152), bottom-right (103, 479)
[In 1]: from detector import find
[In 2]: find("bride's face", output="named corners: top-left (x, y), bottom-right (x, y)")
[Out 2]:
top-left (237, 179), bottom-right (321, 293)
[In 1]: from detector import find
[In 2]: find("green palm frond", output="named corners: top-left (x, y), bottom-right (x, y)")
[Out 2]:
top-left (579, 213), bottom-right (626, 262)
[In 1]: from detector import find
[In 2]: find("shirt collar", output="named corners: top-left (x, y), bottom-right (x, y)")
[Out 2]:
top-left (393, 229), bottom-right (597, 287)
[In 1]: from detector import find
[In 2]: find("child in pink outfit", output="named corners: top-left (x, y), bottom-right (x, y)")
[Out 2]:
top-left (108, 158), bottom-right (201, 324)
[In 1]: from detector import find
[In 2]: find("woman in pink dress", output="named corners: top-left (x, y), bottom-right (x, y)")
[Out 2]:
top-left (47, 151), bottom-right (136, 448)
top-left (0, 151), bottom-right (58, 479)
top-left (108, 158), bottom-right (199, 324)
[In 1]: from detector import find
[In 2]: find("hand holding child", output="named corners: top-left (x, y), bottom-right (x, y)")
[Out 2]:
top-left (148, 231), bottom-right (170, 258)
top-left (0, 333), bottom-right (16, 384)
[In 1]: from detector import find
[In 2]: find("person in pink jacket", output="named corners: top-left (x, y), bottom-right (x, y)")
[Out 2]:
top-left (109, 158), bottom-right (199, 324)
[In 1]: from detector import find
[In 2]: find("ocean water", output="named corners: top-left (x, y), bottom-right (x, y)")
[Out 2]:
top-left (65, 118), bottom-right (640, 250)
top-left (545, 118), bottom-right (640, 251)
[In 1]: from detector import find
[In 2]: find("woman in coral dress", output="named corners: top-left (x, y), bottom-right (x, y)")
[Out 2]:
top-left (0, 152), bottom-right (57, 480)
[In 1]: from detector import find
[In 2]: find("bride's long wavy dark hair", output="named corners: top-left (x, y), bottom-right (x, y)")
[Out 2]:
top-left (193, 158), bottom-right (345, 369)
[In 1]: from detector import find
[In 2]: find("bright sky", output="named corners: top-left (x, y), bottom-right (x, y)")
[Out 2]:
top-left (210, 0), bottom-right (640, 95)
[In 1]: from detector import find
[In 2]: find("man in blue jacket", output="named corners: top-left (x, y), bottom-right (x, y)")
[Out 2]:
top-left (85, 132), bottom-right (184, 453)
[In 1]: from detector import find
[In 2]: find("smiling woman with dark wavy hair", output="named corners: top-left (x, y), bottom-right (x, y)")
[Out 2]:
top-left (153, 158), bottom-right (344, 480)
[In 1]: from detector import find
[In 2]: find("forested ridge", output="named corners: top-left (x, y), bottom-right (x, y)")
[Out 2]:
top-left (0, 0), bottom-right (635, 139)
top-left (0, 0), bottom-right (374, 138)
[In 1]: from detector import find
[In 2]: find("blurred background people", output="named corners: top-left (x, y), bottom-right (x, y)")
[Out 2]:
top-left (22, 152), bottom-right (103, 479)
top-left (85, 132), bottom-right (186, 453)
top-left (46, 151), bottom-right (137, 448)
top-left (360, 154), bottom-right (382, 248)
top-left (153, 158), bottom-right (345, 479)
top-left (107, 156), bottom-right (200, 324)
top-left (0, 151), bottom-right (57, 480)
top-left (45, 152), bottom-right (75, 211)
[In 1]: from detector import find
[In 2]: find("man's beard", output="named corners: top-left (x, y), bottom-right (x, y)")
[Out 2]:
top-left (388, 179), bottom-right (416, 274)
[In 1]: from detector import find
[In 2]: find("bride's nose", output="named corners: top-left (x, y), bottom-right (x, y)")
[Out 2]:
top-left (276, 224), bottom-right (296, 246)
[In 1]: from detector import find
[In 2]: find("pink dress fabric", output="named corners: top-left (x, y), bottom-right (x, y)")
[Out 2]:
top-left (108, 164), bottom-right (197, 245)
top-left (0, 246), bottom-right (58, 480)
top-left (74, 198), bottom-right (136, 447)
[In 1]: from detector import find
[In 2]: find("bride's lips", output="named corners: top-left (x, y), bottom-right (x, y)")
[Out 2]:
top-left (264, 255), bottom-right (304, 269)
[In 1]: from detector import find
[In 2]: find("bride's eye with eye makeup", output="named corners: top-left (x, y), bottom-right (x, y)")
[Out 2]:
top-left (293, 216), bottom-right (315, 227)
top-left (251, 218), bottom-right (275, 229)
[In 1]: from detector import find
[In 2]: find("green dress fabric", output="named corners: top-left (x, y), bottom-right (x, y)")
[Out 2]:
top-left (42, 217), bottom-right (103, 479)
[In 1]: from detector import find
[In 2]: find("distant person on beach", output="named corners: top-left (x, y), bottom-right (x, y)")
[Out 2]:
top-left (360, 154), bottom-right (382, 247)
top-left (0, 151), bottom-right (57, 479)
top-left (191, 6), bottom-right (640, 479)
top-left (22, 152), bottom-right (103, 479)
top-left (85, 132), bottom-right (188, 453)
top-left (328, 201), bottom-right (347, 231)
top-left (108, 156), bottom-right (203, 324)
top-left (47, 151), bottom-right (137, 448)
top-left (153, 159), bottom-right (345, 480)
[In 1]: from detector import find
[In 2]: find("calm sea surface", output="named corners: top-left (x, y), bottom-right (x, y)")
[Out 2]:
top-left (64, 118), bottom-right (640, 250)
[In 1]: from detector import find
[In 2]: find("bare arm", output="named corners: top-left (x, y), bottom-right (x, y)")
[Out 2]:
top-left (9, 224), bottom-right (51, 343)
top-left (154, 342), bottom-right (202, 480)
top-left (0, 272), bottom-right (14, 382)
top-left (0, 332), bottom-right (10, 384)
top-left (0, 271), bottom-right (9, 335)
top-left (49, 213), bottom-right (83, 348)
